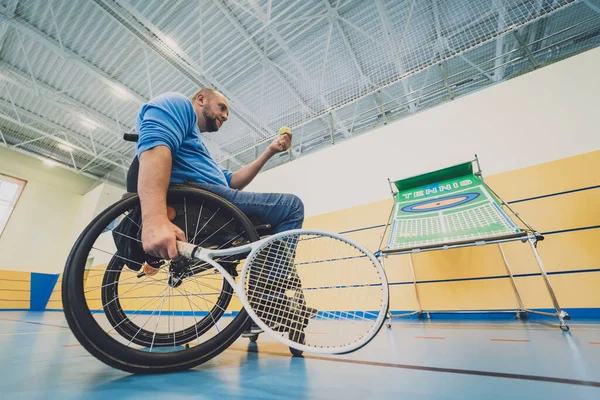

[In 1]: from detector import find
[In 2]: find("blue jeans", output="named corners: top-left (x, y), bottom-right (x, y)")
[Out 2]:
top-left (193, 183), bottom-right (305, 234)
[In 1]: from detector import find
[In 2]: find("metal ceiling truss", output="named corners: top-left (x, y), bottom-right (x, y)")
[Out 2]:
top-left (0, 0), bottom-right (597, 186)
top-left (220, 0), bottom-right (588, 165)
top-left (0, 1), bottom-right (244, 173)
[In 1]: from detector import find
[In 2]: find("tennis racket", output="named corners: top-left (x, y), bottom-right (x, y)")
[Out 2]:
top-left (177, 229), bottom-right (389, 354)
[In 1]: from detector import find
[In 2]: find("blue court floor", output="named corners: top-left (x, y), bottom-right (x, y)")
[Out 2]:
top-left (1, 311), bottom-right (599, 399)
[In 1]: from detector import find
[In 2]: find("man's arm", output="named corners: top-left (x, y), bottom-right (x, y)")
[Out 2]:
top-left (229, 148), bottom-right (274, 190)
top-left (229, 131), bottom-right (292, 190)
top-left (138, 146), bottom-right (185, 259)
top-left (136, 93), bottom-right (193, 259)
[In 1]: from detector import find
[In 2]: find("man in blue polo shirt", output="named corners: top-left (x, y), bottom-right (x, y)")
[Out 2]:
top-left (136, 88), bottom-right (306, 336)
top-left (136, 89), bottom-right (303, 259)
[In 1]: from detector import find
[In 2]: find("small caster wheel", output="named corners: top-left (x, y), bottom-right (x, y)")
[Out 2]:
top-left (248, 334), bottom-right (259, 343)
top-left (386, 323), bottom-right (392, 328)
top-left (185, 343), bottom-right (190, 349)
top-left (290, 347), bottom-right (304, 357)
top-left (560, 324), bottom-right (570, 332)
top-left (289, 329), bottom-right (305, 357)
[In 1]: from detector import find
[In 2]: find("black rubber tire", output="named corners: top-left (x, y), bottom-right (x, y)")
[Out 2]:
top-left (62, 187), bottom-right (259, 374)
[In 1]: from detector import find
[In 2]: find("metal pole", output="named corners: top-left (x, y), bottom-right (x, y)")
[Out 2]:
top-left (382, 256), bottom-right (393, 327)
top-left (408, 253), bottom-right (423, 314)
top-left (384, 253), bottom-right (421, 323)
top-left (528, 238), bottom-right (570, 330)
top-left (498, 243), bottom-right (525, 312)
top-left (528, 238), bottom-right (561, 313)
top-left (328, 112), bottom-right (334, 144)
top-left (474, 153), bottom-right (482, 177)
top-left (387, 178), bottom-right (397, 197)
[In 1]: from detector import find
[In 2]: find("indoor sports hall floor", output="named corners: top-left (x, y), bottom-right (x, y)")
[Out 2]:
top-left (1, 311), bottom-right (599, 399)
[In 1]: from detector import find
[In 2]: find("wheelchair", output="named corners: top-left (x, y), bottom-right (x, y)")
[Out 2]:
top-left (61, 134), bottom-right (303, 375)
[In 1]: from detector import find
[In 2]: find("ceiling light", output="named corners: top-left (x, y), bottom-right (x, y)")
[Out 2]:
top-left (161, 35), bottom-right (181, 52)
top-left (80, 116), bottom-right (97, 129)
top-left (43, 159), bottom-right (57, 167)
top-left (110, 82), bottom-right (133, 99)
top-left (58, 143), bottom-right (73, 152)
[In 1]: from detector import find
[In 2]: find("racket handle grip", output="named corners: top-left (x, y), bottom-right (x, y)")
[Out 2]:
top-left (177, 241), bottom-right (198, 259)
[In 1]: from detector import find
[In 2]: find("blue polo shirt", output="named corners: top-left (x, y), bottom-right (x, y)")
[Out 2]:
top-left (136, 92), bottom-right (232, 187)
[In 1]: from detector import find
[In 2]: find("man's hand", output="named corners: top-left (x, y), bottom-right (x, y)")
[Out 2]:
top-left (141, 216), bottom-right (186, 260)
top-left (267, 131), bottom-right (292, 154)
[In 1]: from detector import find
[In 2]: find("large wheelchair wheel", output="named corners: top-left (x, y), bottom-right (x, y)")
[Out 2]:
top-left (62, 187), bottom-right (260, 374)
top-left (100, 254), bottom-right (234, 347)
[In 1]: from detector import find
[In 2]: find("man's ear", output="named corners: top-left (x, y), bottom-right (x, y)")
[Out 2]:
top-left (194, 93), bottom-right (206, 107)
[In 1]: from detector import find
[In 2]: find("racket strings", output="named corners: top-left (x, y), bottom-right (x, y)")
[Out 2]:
top-left (244, 233), bottom-right (385, 350)
top-left (246, 237), bottom-right (308, 333)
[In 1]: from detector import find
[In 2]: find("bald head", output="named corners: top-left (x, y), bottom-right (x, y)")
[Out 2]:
top-left (190, 88), bottom-right (229, 132)
top-left (191, 88), bottom-right (220, 101)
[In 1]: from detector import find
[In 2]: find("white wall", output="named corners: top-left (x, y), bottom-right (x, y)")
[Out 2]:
top-left (0, 146), bottom-right (96, 273)
top-left (247, 46), bottom-right (600, 218)
top-left (0, 145), bottom-right (127, 273)
top-left (67, 182), bottom-right (126, 247)
top-left (79, 182), bottom-right (126, 266)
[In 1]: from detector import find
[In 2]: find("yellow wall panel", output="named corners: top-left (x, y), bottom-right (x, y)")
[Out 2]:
top-left (513, 276), bottom-right (554, 309)
top-left (485, 149), bottom-right (600, 202)
top-left (409, 245), bottom-right (509, 282)
top-left (388, 284), bottom-right (420, 311)
top-left (513, 272), bottom-right (600, 309)
top-left (548, 272), bottom-right (600, 308)
top-left (0, 280), bottom-right (29, 291)
top-left (0, 270), bottom-right (30, 309)
top-left (501, 229), bottom-right (600, 275)
top-left (381, 255), bottom-right (416, 284)
top-left (537, 230), bottom-right (600, 272)
top-left (0, 290), bottom-right (30, 301)
top-left (500, 240), bottom-right (547, 275)
top-left (417, 279), bottom-right (521, 311)
top-left (0, 301), bottom-right (29, 308)
top-left (0, 270), bottom-right (30, 282)
top-left (509, 189), bottom-right (600, 232)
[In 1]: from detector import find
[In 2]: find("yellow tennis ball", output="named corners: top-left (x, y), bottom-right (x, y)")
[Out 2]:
top-left (278, 126), bottom-right (291, 136)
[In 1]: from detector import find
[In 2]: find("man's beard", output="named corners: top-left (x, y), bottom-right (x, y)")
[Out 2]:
top-left (204, 109), bottom-right (220, 132)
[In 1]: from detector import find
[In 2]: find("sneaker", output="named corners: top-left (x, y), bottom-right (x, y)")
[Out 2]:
top-left (241, 322), bottom-right (263, 338)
